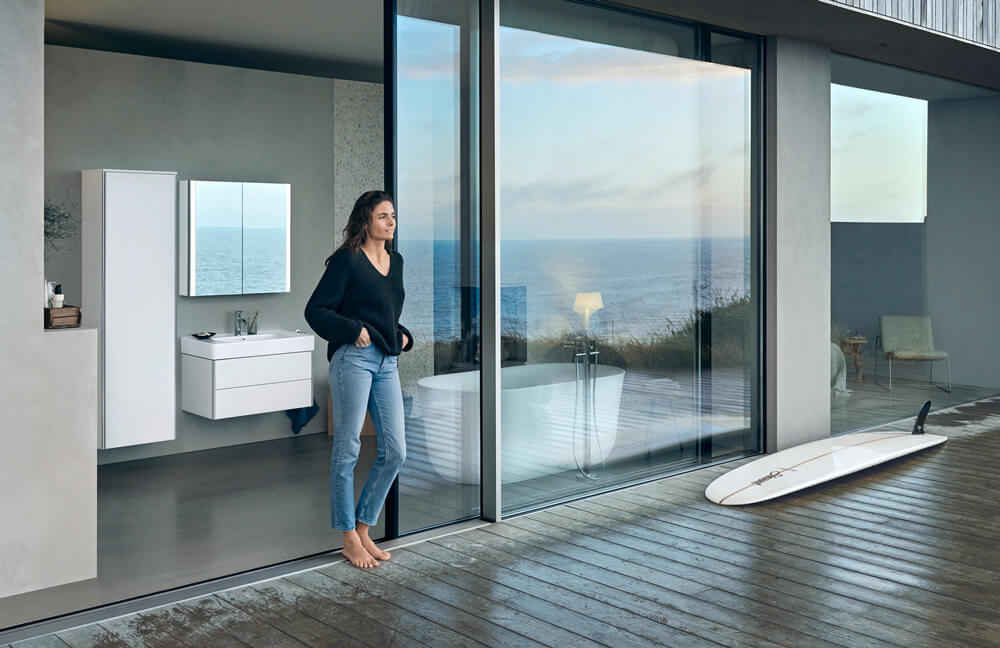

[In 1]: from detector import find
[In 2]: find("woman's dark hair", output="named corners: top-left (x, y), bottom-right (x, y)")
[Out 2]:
top-left (326, 190), bottom-right (394, 264)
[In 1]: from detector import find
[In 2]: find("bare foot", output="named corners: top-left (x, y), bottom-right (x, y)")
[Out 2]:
top-left (356, 522), bottom-right (391, 561)
top-left (342, 530), bottom-right (379, 569)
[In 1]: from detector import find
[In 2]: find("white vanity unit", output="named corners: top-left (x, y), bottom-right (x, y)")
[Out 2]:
top-left (181, 330), bottom-right (314, 419)
top-left (82, 169), bottom-right (177, 449)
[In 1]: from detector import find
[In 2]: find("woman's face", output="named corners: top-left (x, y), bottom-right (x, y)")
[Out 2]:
top-left (366, 200), bottom-right (396, 242)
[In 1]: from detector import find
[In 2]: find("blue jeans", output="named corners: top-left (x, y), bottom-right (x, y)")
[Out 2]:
top-left (329, 343), bottom-right (406, 531)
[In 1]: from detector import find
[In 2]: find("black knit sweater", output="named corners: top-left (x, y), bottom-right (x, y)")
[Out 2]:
top-left (304, 248), bottom-right (414, 361)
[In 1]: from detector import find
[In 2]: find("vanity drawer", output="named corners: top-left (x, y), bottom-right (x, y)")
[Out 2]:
top-left (214, 352), bottom-right (311, 389)
top-left (214, 379), bottom-right (312, 419)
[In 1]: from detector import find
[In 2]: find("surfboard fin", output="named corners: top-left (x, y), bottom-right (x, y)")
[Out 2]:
top-left (912, 400), bottom-right (931, 435)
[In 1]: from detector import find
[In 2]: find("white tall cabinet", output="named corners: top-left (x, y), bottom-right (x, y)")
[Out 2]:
top-left (83, 170), bottom-right (177, 449)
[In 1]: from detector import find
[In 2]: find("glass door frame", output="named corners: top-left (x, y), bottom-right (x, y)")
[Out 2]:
top-left (386, 0), bottom-right (766, 535)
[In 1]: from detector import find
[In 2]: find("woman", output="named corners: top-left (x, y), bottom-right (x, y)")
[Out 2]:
top-left (304, 190), bottom-right (413, 569)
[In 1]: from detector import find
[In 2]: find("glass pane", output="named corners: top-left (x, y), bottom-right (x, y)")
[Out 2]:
top-left (242, 182), bottom-right (290, 294)
top-left (396, 0), bottom-right (481, 533)
top-left (191, 180), bottom-right (242, 295)
top-left (829, 53), bottom-right (1000, 433)
top-left (499, 0), bottom-right (759, 513)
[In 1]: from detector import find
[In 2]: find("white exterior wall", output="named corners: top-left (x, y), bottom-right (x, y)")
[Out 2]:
top-left (765, 37), bottom-right (832, 451)
top-left (0, 1), bottom-right (98, 598)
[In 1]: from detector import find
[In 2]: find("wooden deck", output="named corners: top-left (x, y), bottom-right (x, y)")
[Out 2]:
top-left (10, 397), bottom-right (1000, 648)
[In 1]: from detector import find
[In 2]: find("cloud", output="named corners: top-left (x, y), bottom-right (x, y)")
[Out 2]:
top-left (500, 31), bottom-right (747, 85)
top-left (397, 21), bottom-right (749, 85)
top-left (500, 153), bottom-right (748, 219)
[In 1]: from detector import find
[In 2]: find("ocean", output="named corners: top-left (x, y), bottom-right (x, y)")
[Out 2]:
top-left (398, 237), bottom-right (751, 342)
top-left (195, 227), bottom-right (288, 295)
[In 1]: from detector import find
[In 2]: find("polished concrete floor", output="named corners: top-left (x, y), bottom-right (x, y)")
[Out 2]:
top-left (0, 432), bottom-right (367, 630)
top-left (10, 396), bottom-right (1000, 647)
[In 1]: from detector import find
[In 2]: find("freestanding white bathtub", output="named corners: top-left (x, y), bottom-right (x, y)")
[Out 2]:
top-left (416, 363), bottom-right (625, 484)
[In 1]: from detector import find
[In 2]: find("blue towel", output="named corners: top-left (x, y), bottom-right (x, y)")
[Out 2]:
top-left (285, 398), bottom-right (319, 434)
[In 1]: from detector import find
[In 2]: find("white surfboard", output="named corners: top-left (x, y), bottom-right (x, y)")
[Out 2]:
top-left (706, 401), bottom-right (946, 506)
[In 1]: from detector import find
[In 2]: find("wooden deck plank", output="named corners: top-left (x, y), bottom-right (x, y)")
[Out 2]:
top-left (248, 579), bottom-right (427, 648)
top-left (673, 486), bottom-right (1000, 564)
top-left (821, 470), bottom-right (999, 509)
top-left (546, 500), bottom-right (1000, 644)
top-left (286, 570), bottom-right (485, 648)
top-left (457, 525), bottom-right (894, 648)
top-left (495, 515), bottom-right (949, 648)
top-left (586, 495), bottom-right (992, 648)
top-left (557, 496), bottom-right (1000, 642)
top-left (9, 636), bottom-right (70, 648)
top-left (433, 526), bottom-right (792, 648)
top-left (391, 546), bottom-right (657, 648)
top-left (54, 624), bottom-right (133, 648)
top-left (603, 488), bottom-right (1000, 591)
top-left (132, 606), bottom-right (249, 648)
top-left (169, 596), bottom-right (310, 648)
top-left (579, 492), bottom-right (1000, 607)
top-left (317, 561), bottom-right (548, 648)
top-left (408, 540), bottom-right (728, 648)
top-left (668, 478), bottom-right (994, 567)
top-left (365, 557), bottom-right (604, 648)
top-left (655, 476), bottom-right (1000, 573)
top-left (96, 615), bottom-right (193, 648)
top-left (214, 586), bottom-right (365, 648)
top-left (671, 471), bottom-right (1000, 553)
top-left (430, 531), bottom-right (830, 648)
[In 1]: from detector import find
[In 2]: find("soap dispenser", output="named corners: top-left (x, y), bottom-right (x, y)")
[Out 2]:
top-left (51, 284), bottom-right (65, 308)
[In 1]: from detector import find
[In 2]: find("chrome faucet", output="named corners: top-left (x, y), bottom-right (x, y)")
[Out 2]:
top-left (562, 336), bottom-right (598, 362)
top-left (234, 310), bottom-right (248, 336)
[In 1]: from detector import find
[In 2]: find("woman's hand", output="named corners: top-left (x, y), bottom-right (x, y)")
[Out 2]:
top-left (355, 326), bottom-right (371, 347)
top-left (401, 332), bottom-right (410, 349)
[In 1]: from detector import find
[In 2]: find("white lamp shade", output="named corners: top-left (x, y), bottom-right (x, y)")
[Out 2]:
top-left (573, 292), bottom-right (604, 316)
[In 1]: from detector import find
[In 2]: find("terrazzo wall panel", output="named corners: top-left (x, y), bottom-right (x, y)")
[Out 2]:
top-left (332, 79), bottom-right (435, 401)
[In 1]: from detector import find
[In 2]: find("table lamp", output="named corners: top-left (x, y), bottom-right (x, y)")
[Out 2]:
top-left (573, 291), bottom-right (604, 334)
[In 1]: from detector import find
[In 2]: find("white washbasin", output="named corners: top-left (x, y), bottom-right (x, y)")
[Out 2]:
top-left (213, 333), bottom-right (277, 342)
top-left (181, 329), bottom-right (314, 360)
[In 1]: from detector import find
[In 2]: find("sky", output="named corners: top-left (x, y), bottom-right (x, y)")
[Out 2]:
top-left (396, 17), bottom-right (928, 239)
top-left (192, 181), bottom-right (289, 230)
top-left (396, 17), bottom-right (752, 241)
top-left (831, 83), bottom-right (928, 223)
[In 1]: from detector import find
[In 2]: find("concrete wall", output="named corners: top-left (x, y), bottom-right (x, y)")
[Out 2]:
top-left (926, 94), bottom-right (1000, 388)
top-left (831, 222), bottom-right (927, 343)
top-left (766, 37), bottom-right (832, 451)
top-left (829, 95), bottom-right (1000, 390)
top-left (329, 79), bottom-right (432, 391)
top-left (42, 46), bottom-right (386, 463)
top-left (0, 2), bottom-right (99, 599)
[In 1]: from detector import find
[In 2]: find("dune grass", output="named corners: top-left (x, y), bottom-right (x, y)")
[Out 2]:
top-left (425, 292), bottom-right (754, 371)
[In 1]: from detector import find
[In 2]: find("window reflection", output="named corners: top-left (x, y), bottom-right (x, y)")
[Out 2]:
top-left (498, 0), bottom-right (760, 513)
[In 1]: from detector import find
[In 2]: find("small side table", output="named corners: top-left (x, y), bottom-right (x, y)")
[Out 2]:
top-left (839, 337), bottom-right (868, 384)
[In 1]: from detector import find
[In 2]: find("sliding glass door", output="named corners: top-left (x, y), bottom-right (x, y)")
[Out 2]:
top-left (391, 0), bottom-right (761, 524)
top-left (496, 0), bottom-right (761, 513)
top-left (393, 0), bottom-right (482, 533)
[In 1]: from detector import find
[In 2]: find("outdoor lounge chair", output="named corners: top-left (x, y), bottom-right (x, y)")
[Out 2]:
top-left (875, 315), bottom-right (951, 393)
